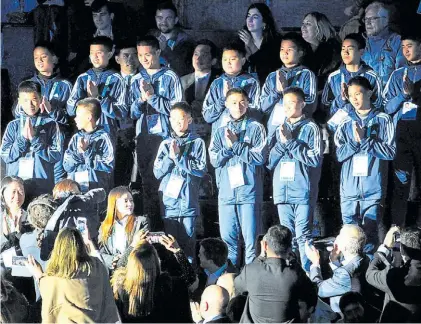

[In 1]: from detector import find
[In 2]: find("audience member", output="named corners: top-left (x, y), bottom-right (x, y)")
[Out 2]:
top-left (226, 294), bottom-right (247, 323)
top-left (361, 2), bottom-right (406, 86)
top-left (91, 0), bottom-right (122, 42)
top-left (111, 237), bottom-right (194, 322)
top-left (25, 227), bottom-right (120, 323)
top-left (0, 278), bottom-right (32, 323)
top-left (383, 32), bottom-right (421, 227)
top-left (147, 1), bottom-right (195, 77)
top-left (209, 88), bottom-right (267, 267)
top-left (98, 186), bottom-right (149, 269)
top-left (191, 285), bottom-right (231, 323)
top-left (234, 225), bottom-right (316, 323)
top-left (260, 32), bottom-right (317, 142)
top-left (305, 224), bottom-right (370, 314)
top-left (239, 2), bottom-right (282, 84)
top-left (153, 102), bottom-right (207, 261)
top-left (366, 226), bottom-right (421, 323)
top-left (338, 291), bottom-right (380, 323)
top-left (1, 81), bottom-right (63, 199)
top-left (267, 87), bottom-right (322, 271)
top-left (334, 76), bottom-right (395, 254)
top-left (130, 36), bottom-right (183, 229)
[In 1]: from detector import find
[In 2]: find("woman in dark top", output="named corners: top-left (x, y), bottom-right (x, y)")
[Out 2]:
top-left (111, 235), bottom-right (195, 323)
top-left (238, 2), bottom-right (282, 84)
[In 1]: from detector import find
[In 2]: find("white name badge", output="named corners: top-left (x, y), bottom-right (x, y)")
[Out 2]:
top-left (353, 154), bottom-right (369, 177)
top-left (271, 103), bottom-right (285, 126)
top-left (328, 109), bottom-right (349, 127)
top-left (228, 164), bottom-right (245, 189)
top-left (146, 114), bottom-right (163, 134)
top-left (18, 157), bottom-right (34, 180)
top-left (279, 161), bottom-right (295, 181)
top-left (75, 170), bottom-right (89, 192)
top-left (164, 174), bottom-right (184, 199)
top-left (402, 102), bottom-right (418, 121)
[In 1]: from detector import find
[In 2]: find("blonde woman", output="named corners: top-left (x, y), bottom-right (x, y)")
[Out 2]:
top-left (25, 227), bottom-right (120, 323)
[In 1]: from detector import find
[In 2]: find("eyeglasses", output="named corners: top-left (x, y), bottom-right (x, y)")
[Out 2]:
top-left (363, 16), bottom-right (387, 24)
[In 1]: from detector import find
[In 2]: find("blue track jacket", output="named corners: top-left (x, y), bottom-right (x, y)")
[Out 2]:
top-left (67, 68), bottom-right (127, 137)
top-left (362, 30), bottom-right (405, 86)
top-left (209, 115), bottom-right (267, 205)
top-left (202, 72), bottom-right (260, 135)
top-left (260, 65), bottom-right (317, 142)
top-left (334, 108), bottom-right (395, 200)
top-left (1, 113), bottom-right (63, 192)
top-left (130, 67), bottom-right (183, 138)
top-left (63, 127), bottom-right (114, 191)
top-left (267, 116), bottom-right (323, 205)
top-left (322, 64), bottom-right (383, 118)
top-left (153, 131), bottom-right (207, 217)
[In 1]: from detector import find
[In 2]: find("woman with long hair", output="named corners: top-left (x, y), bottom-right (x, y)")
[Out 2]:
top-left (99, 186), bottom-right (149, 269)
top-left (25, 227), bottom-right (120, 323)
top-left (112, 236), bottom-right (194, 323)
top-left (238, 2), bottom-right (282, 84)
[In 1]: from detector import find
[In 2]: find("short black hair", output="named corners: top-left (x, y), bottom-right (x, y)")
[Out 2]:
top-left (156, 1), bottom-right (178, 17)
top-left (347, 76), bottom-right (373, 91)
top-left (76, 98), bottom-right (102, 122)
top-left (90, 36), bottom-right (114, 52)
top-left (343, 33), bottom-right (366, 50)
top-left (339, 292), bottom-right (365, 313)
top-left (171, 102), bottom-right (192, 116)
top-left (401, 32), bottom-right (421, 44)
top-left (34, 41), bottom-right (58, 57)
top-left (114, 38), bottom-right (137, 56)
top-left (200, 238), bottom-right (228, 267)
top-left (136, 36), bottom-right (160, 52)
top-left (265, 225), bottom-right (292, 256)
top-left (283, 86), bottom-right (305, 102)
top-left (281, 32), bottom-right (311, 63)
top-left (91, 0), bottom-right (112, 14)
top-left (226, 87), bottom-right (249, 101)
top-left (18, 80), bottom-right (41, 96)
top-left (195, 39), bottom-right (219, 59)
top-left (223, 42), bottom-right (246, 59)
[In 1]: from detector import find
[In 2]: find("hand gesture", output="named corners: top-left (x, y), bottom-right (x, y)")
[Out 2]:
top-left (276, 70), bottom-right (287, 94)
top-left (329, 240), bottom-right (341, 263)
top-left (279, 124), bottom-right (292, 143)
top-left (383, 225), bottom-right (400, 249)
top-left (130, 228), bottom-right (149, 248)
top-left (111, 254), bottom-right (122, 270)
top-left (140, 80), bottom-right (154, 101)
top-left (159, 234), bottom-right (181, 253)
top-left (190, 301), bottom-right (203, 323)
top-left (238, 29), bottom-right (253, 47)
top-left (40, 96), bottom-right (52, 114)
top-left (87, 80), bottom-right (99, 98)
top-left (25, 254), bottom-right (44, 280)
top-left (22, 118), bottom-right (35, 141)
top-left (403, 73), bottom-right (414, 97)
top-left (353, 122), bottom-right (364, 143)
top-left (78, 137), bottom-right (89, 153)
top-left (169, 140), bottom-right (180, 159)
top-left (225, 128), bottom-right (238, 148)
top-left (305, 241), bottom-right (320, 266)
top-left (341, 82), bottom-right (349, 101)
top-left (223, 80), bottom-right (232, 98)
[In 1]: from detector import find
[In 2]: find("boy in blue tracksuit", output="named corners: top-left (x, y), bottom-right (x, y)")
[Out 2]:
top-left (334, 76), bottom-right (395, 254)
top-left (267, 87), bottom-right (322, 271)
top-left (130, 36), bottom-right (184, 228)
top-left (383, 33), bottom-right (421, 227)
top-left (63, 98), bottom-right (114, 193)
top-left (67, 36), bottom-right (127, 142)
top-left (1, 81), bottom-right (63, 199)
top-left (322, 33), bottom-right (383, 130)
top-left (209, 88), bottom-right (267, 267)
top-left (202, 43), bottom-right (260, 137)
top-left (153, 102), bottom-right (207, 261)
top-left (260, 33), bottom-right (317, 143)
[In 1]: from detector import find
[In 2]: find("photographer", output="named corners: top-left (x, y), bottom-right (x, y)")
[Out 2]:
top-left (365, 226), bottom-right (421, 322)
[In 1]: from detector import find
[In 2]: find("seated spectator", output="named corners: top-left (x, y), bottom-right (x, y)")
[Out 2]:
top-left (25, 227), bottom-right (120, 323)
top-left (305, 224), bottom-right (371, 314)
top-left (234, 225), bottom-right (316, 323)
top-left (111, 236), bottom-right (194, 323)
top-left (297, 280), bottom-right (318, 323)
top-left (226, 294), bottom-right (247, 323)
top-left (147, 1), bottom-right (195, 77)
top-left (366, 226), bottom-right (421, 323)
top-left (98, 186), bottom-right (149, 269)
top-left (338, 291), bottom-right (380, 323)
top-left (217, 273), bottom-right (236, 300)
top-left (191, 285), bottom-right (231, 323)
top-left (91, 0), bottom-right (123, 42)
top-left (238, 2), bottom-right (282, 84)
top-left (0, 278), bottom-right (31, 323)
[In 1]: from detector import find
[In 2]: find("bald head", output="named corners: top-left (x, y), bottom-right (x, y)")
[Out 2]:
top-left (200, 285), bottom-right (230, 319)
top-left (217, 273), bottom-right (236, 299)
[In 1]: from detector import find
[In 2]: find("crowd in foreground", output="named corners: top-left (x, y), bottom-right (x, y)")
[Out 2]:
top-left (1, 0), bottom-right (421, 322)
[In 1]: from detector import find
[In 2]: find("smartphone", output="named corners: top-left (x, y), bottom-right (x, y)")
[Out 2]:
top-left (76, 217), bottom-right (88, 234)
top-left (12, 256), bottom-right (27, 267)
top-left (147, 231), bottom-right (165, 244)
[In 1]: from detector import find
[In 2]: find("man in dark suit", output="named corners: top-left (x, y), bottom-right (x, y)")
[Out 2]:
top-left (366, 226), bottom-right (421, 323)
top-left (234, 225), bottom-right (316, 323)
top-left (305, 224), bottom-right (371, 317)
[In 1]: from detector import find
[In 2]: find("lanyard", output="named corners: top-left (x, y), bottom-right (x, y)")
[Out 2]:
top-left (101, 75), bottom-right (113, 97)
top-left (49, 82), bottom-right (59, 101)
top-left (182, 140), bottom-right (192, 157)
